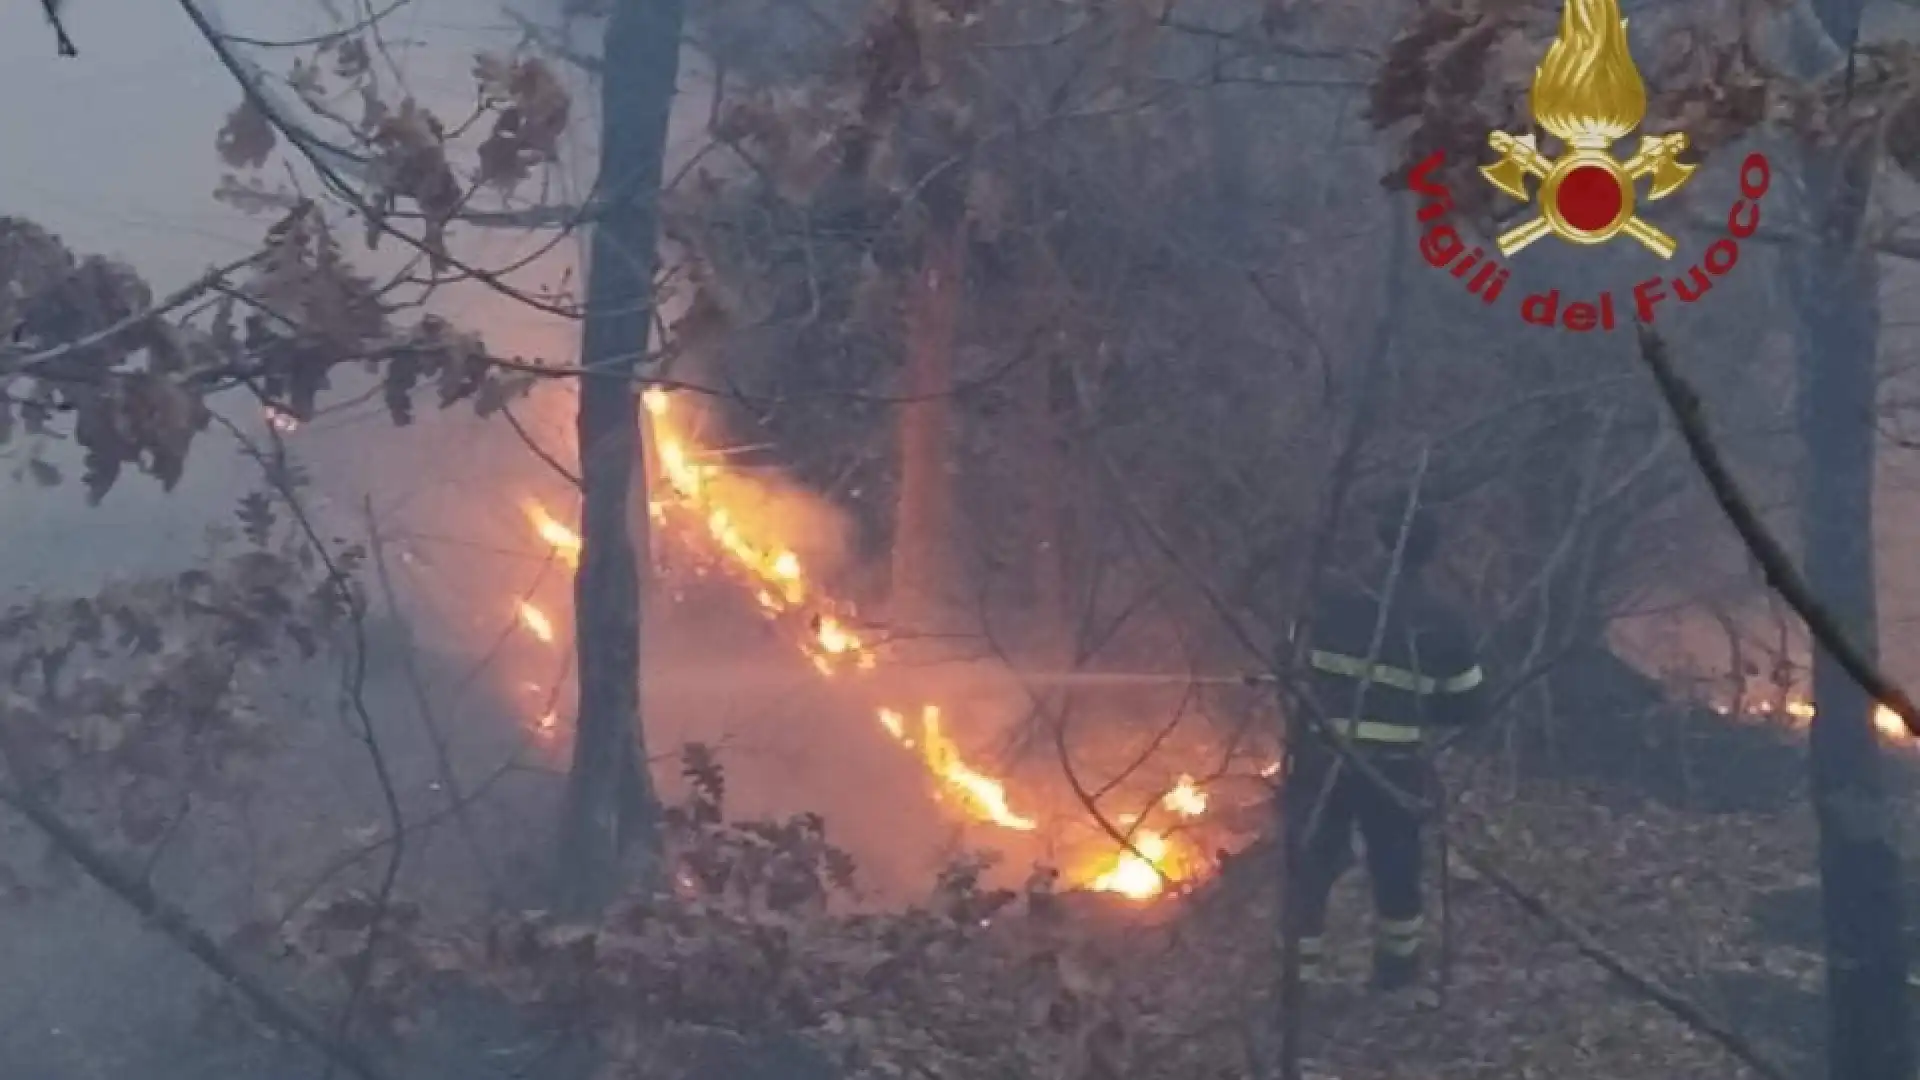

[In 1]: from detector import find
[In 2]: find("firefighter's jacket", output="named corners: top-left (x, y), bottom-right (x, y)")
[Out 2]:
top-left (1298, 582), bottom-right (1486, 747)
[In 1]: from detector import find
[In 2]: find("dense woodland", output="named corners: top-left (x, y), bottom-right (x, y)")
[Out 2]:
top-left (9, 0), bottom-right (1920, 1077)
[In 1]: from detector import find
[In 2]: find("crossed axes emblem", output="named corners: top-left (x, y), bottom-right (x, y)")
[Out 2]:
top-left (1480, 131), bottom-right (1694, 258)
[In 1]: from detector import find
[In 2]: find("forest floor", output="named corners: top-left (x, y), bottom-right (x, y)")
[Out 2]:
top-left (1148, 702), bottom-right (1920, 1080)
top-left (3, 675), bottom-right (1907, 1080)
top-left (1284, 776), bottom-right (1826, 1080)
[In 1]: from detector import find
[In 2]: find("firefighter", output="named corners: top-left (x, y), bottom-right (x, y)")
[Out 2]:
top-left (1284, 504), bottom-right (1486, 993)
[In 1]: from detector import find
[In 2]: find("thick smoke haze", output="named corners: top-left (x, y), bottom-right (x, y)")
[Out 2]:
top-left (0, 6), bottom-right (929, 1075)
top-left (7, 3), bottom-right (1920, 1078)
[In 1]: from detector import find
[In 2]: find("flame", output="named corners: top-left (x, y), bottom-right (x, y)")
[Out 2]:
top-left (516, 387), bottom-right (1212, 894)
top-left (1531, 0), bottom-right (1647, 148)
top-left (1163, 774), bottom-right (1208, 816)
top-left (881, 706), bottom-right (1038, 831)
top-left (516, 600), bottom-right (556, 643)
top-left (1089, 830), bottom-right (1175, 900)
top-left (1080, 775), bottom-right (1216, 901)
top-left (1717, 693), bottom-right (1910, 741)
top-left (524, 502), bottom-right (582, 567)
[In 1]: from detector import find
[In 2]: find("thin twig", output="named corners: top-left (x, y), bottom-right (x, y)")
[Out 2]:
top-left (365, 501), bottom-right (503, 905)
top-left (213, 0), bottom-right (412, 48)
top-left (502, 401), bottom-right (581, 487)
top-left (175, 0), bottom-right (585, 321)
top-left (215, 398), bottom-right (409, 1072)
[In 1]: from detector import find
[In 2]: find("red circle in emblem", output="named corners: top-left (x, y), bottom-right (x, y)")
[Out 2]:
top-left (1555, 166), bottom-right (1623, 232)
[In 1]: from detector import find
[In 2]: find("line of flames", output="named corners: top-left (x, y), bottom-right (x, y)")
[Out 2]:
top-left (1714, 695), bottom-right (1909, 740)
top-left (503, 390), bottom-right (1916, 899)
top-left (511, 387), bottom-right (1207, 899)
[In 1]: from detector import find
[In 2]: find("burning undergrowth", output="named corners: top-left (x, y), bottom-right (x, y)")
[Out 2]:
top-left (283, 744), bottom-right (1203, 1078)
top-left (1497, 625), bottom-right (1919, 815)
top-left (475, 378), bottom-right (1265, 905)
top-left (273, 747), bottom-right (1854, 1080)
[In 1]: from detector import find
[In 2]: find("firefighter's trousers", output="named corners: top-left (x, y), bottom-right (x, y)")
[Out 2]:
top-left (1284, 739), bottom-right (1427, 979)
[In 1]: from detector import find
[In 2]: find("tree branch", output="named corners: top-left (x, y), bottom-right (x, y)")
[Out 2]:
top-left (1452, 840), bottom-right (1794, 1080)
top-left (0, 247), bottom-right (272, 378)
top-left (365, 502), bottom-right (502, 904)
top-left (0, 785), bottom-right (402, 1080)
top-left (1632, 326), bottom-right (1919, 735)
top-left (212, 0), bottom-right (413, 49)
top-left (174, 0), bottom-right (588, 321)
top-left (40, 0), bottom-right (77, 56)
top-left (216, 399), bottom-right (412, 1065)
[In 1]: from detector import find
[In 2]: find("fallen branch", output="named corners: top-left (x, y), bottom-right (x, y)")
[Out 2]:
top-left (1633, 326), bottom-right (1919, 735)
top-left (0, 785), bottom-right (403, 1080)
top-left (1453, 840), bottom-right (1793, 1080)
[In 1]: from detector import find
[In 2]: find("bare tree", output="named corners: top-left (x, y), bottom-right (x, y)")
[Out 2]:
top-left (557, 0), bottom-right (690, 914)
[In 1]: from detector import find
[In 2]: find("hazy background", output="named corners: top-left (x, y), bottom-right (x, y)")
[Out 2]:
top-left (0, 7), bottom-right (972, 1074)
top-left (7, 3), bottom-right (1920, 1076)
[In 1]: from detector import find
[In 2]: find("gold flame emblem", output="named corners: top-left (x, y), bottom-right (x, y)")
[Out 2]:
top-left (1480, 0), bottom-right (1694, 258)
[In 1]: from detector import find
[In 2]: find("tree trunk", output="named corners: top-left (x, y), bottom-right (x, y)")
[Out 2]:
top-left (1791, 122), bottom-right (1913, 1080)
top-left (890, 225), bottom-right (966, 631)
top-left (556, 0), bottom-right (686, 916)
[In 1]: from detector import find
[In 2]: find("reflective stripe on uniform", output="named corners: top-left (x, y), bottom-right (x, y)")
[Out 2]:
top-left (1299, 936), bottom-right (1327, 980)
top-left (1309, 649), bottom-right (1483, 696)
top-left (1326, 718), bottom-right (1424, 744)
top-left (1377, 935), bottom-right (1422, 957)
top-left (1377, 916), bottom-right (1424, 957)
top-left (1309, 650), bottom-right (1435, 693)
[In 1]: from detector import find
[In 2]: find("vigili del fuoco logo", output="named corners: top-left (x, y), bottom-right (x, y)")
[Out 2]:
top-left (1405, 0), bottom-right (1770, 332)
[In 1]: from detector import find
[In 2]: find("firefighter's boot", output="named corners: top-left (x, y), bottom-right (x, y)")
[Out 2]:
top-left (1370, 915), bottom-right (1424, 992)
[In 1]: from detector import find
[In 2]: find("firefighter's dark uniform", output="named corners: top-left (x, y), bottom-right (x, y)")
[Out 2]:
top-left (1286, 580), bottom-right (1485, 989)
